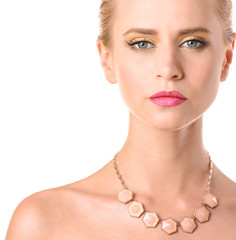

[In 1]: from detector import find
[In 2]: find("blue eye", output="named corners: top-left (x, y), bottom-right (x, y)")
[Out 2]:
top-left (181, 39), bottom-right (206, 49)
top-left (129, 41), bottom-right (154, 50)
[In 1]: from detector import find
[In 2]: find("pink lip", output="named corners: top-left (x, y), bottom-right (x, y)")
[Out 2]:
top-left (150, 90), bottom-right (188, 107)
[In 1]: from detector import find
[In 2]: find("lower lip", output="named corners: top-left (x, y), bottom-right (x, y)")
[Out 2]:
top-left (150, 97), bottom-right (187, 107)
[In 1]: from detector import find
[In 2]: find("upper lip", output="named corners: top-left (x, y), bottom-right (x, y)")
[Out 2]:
top-left (150, 90), bottom-right (187, 99)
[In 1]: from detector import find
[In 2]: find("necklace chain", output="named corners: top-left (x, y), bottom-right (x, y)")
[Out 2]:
top-left (113, 151), bottom-right (218, 234)
top-left (113, 151), bottom-right (213, 194)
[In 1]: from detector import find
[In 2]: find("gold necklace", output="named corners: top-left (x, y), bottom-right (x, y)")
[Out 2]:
top-left (113, 151), bottom-right (218, 235)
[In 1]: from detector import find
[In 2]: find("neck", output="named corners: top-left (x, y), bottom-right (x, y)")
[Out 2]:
top-left (116, 112), bottom-right (210, 197)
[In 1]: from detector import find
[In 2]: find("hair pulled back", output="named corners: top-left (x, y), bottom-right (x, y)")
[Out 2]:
top-left (98, 0), bottom-right (235, 48)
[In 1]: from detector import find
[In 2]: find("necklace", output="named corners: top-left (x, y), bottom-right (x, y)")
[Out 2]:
top-left (113, 151), bottom-right (218, 235)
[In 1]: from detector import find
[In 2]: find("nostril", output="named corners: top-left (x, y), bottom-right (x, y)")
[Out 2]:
top-left (156, 64), bottom-right (183, 80)
top-left (156, 73), bottom-right (183, 80)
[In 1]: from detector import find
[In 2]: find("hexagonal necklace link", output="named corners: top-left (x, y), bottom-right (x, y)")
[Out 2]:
top-left (113, 151), bottom-right (219, 235)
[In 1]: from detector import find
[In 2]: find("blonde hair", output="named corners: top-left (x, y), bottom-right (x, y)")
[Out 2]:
top-left (213, 0), bottom-right (234, 43)
top-left (98, 0), bottom-right (116, 48)
top-left (98, 0), bottom-right (234, 48)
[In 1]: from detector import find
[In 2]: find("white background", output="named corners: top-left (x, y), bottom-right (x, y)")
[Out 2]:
top-left (0, 1), bottom-right (236, 238)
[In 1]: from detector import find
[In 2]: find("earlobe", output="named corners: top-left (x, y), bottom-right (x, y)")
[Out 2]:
top-left (96, 38), bottom-right (117, 84)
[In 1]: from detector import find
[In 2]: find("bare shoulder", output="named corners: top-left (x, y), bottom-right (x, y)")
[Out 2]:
top-left (214, 165), bottom-right (236, 221)
top-left (6, 188), bottom-right (53, 239)
top-left (215, 165), bottom-right (236, 197)
top-left (5, 185), bottom-right (88, 240)
top-left (5, 163), bottom-right (118, 240)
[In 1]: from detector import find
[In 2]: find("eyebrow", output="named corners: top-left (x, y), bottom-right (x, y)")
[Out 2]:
top-left (123, 28), bottom-right (158, 36)
top-left (180, 27), bottom-right (210, 35)
top-left (123, 27), bottom-right (211, 36)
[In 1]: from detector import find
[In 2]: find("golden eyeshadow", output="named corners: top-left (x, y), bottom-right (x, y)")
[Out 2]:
top-left (123, 32), bottom-right (210, 52)
top-left (178, 35), bottom-right (209, 49)
top-left (124, 33), bottom-right (158, 42)
top-left (126, 37), bottom-right (155, 45)
top-left (124, 33), bottom-right (209, 44)
top-left (179, 33), bottom-right (209, 43)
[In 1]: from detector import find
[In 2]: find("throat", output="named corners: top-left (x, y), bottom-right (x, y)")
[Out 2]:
top-left (113, 147), bottom-right (211, 198)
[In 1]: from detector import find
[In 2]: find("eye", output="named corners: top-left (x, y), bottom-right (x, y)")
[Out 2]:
top-left (128, 41), bottom-right (155, 50)
top-left (180, 39), bottom-right (207, 49)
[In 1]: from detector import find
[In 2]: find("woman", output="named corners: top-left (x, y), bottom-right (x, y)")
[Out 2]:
top-left (6, 0), bottom-right (236, 238)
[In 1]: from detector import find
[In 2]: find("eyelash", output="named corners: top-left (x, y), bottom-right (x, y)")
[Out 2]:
top-left (127, 39), bottom-right (155, 52)
top-left (180, 39), bottom-right (208, 49)
top-left (127, 38), bottom-right (208, 52)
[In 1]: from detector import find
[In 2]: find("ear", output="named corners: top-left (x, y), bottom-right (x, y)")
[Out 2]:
top-left (220, 33), bottom-right (236, 82)
top-left (97, 38), bottom-right (117, 84)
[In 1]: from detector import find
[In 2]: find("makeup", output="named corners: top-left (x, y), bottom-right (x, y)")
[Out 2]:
top-left (150, 90), bottom-right (188, 107)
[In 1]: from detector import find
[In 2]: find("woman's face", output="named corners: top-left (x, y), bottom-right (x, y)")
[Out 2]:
top-left (100, 0), bottom-right (234, 130)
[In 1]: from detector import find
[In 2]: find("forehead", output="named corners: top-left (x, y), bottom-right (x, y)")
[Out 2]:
top-left (114, 0), bottom-right (220, 34)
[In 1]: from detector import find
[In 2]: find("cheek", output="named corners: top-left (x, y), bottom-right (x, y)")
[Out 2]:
top-left (113, 48), bottom-right (153, 107)
top-left (186, 50), bottom-right (223, 109)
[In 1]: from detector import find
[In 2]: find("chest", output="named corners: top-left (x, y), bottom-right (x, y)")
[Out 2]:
top-left (53, 222), bottom-right (236, 240)
top-left (52, 203), bottom-right (236, 240)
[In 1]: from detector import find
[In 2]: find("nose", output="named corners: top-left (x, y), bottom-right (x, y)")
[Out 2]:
top-left (156, 45), bottom-right (183, 81)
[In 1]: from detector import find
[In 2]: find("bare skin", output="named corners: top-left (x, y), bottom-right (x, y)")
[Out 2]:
top-left (5, 0), bottom-right (236, 239)
top-left (5, 146), bottom-right (236, 239)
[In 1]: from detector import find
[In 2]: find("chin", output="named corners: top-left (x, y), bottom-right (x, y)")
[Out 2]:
top-left (151, 113), bottom-right (204, 132)
top-left (149, 120), bottom-right (189, 132)
top-left (143, 113), bottom-right (194, 132)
